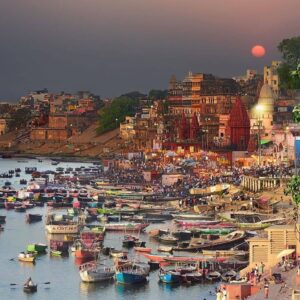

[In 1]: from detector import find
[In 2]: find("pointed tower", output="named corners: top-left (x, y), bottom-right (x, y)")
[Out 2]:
top-left (178, 113), bottom-right (189, 140)
top-left (228, 97), bottom-right (250, 150)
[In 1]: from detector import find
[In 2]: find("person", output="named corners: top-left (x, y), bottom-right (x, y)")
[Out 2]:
top-left (264, 279), bottom-right (269, 299)
top-left (216, 289), bottom-right (222, 300)
top-left (222, 287), bottom-right (227, 300)
top-left (24, 277), bottom-right (34, 286)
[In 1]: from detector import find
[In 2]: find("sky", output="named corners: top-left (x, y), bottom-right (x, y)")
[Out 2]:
top-left (0, 0), bottom-right (299, 101)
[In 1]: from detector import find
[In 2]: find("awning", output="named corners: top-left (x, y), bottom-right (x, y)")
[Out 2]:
top-left (276, 249), bottom-right (295, 259)
top-left (260, 139), bottom-right (272, 145)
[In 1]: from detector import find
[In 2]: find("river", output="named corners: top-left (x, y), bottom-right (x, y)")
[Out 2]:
top-left (0, 158), bottom-right (216, 300)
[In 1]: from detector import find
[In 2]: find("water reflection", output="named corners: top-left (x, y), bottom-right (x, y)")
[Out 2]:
top-left (158, 281), bottom-right (181, 293)
top-left (80, 279), bottom-right (114, 295)
top-left (115, 281), bottom-right (149, 296)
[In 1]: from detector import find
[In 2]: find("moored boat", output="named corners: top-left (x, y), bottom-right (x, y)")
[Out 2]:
top-left (134, 247), bottom-right (152, 253)
top-left (79, 261), bottom-right (115, 282)
top-left (27, 243), bottom-right (47, 254)
top-left (26, 214), bottom-right (43, 223)
top-left (159, 269), bottom-right (181, 283)
top-left (115, 262), bottom-right (150, 284)
top-left (46, 224), bottom-right (79, 234)
top-left (104, 222), bottom-right (149, 232)
top-left (18, 252), bottom-right (35, 263)
top-left (23, 284), bottom-right (37, 293)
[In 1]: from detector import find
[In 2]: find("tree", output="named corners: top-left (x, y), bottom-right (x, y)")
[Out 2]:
top-left (277, 37), bottom-right (300, 89)
top-left (9, 107), bottom-right (31, 130)
top-left (148, 89), bottom-right (168, 100)
top-left (97, 96), bottom-right (139, 134)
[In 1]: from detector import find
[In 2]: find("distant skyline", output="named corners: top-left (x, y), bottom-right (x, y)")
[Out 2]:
top-left (0, 0), bottom-right (299, 101)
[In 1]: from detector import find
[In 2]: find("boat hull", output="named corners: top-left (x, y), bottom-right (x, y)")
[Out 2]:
top-left (80, 270), bottom-right (114, 282)
top-left (159, 272), bottom-right (181, 283)
top-left (115, 272), bottom-right (147, 284)
top-left (46, 224), bottom-right (79, 234)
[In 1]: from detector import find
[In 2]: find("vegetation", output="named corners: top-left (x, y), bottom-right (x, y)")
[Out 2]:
top-left (277, 36), bottom-right (300, 89)
top-left (97, 96), bottom-right (139, 134)
top-left (148, 89), bottom-right (168, 100)
top-left (9, 107), bottom-right (31, 130)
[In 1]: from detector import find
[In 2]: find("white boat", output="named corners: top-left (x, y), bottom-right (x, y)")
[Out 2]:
top-left (46, 224), bottom-right (79, 234)
top-left (79, 262), bottom-right (115, 282)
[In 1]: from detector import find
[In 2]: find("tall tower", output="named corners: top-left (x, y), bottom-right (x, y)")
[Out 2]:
top-left (228, 97), bottom-right (250, 150)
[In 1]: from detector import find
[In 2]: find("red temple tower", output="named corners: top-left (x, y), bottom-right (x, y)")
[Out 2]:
top-left (178, 113), bottom-right (190, 140)
top-left (228, 98), bottom-right (250, 150)
top-left (190, 113), bottom-right (200, 140)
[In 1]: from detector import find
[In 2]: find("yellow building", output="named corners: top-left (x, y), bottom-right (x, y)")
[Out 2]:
top-left (248, 225), bottom-right (298, 269)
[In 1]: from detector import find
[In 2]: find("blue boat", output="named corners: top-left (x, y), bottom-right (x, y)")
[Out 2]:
top-left (115, 262), bottom-right (149, 284)
top-left (159, 270), bottom-right (181, 284)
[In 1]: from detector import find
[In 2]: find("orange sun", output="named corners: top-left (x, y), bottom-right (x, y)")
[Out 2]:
top-left (251, 45), bottom-right (266, 58)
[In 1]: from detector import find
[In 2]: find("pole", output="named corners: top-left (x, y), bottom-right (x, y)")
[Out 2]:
top-left (258, 118), bottom-right (261, 167)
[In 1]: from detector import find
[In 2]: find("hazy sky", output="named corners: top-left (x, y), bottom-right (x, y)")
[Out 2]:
top-left (0, 0), bottom-right (299, 101)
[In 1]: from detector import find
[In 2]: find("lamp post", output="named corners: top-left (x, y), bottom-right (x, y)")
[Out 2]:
top-left (255, 104), bottom-right (264, 167)
top-left (115, 118), bottom-right (118, 129)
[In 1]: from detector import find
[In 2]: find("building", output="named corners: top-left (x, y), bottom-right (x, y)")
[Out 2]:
top-left (264, 61), bottom-right (281, 98)
top-left (247, 225), bottom-right (298, 269)
top-left (251, 83), bottom-right (274, 139)
top-left (168, 72), bottom-right (239, 117)
top-left (0, 119), bottom-right (8, 135)
top-left (228, 98), bottom-right (250, 150)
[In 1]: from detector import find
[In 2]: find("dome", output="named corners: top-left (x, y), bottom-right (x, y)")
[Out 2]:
top-left (257, 83), bottom-right (274, 113)
top-left (259, 83), bottom-right (274, 99)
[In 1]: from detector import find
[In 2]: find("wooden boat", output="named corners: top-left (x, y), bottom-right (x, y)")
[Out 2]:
top-left (75, 249), bottom-right (99, 259)
top-left (18, 253), bottom-right (35, 263)
top-left (104, 223), bottom-right (149, 232)
top-left (159, 234), bottom-right (178, 245)
top-left (202, 249), bottom-right (248, 259)
top-left (122, 235), bottom-right (137, 248)
top-left (15, 206), bottom-right (26, 212)
top-left (158, 246), bottom-right (173, 253)
top-left (159, 269), bottom-right (181, 283)
top-left (4, 202), bottom-right (15, 210)
top-left (23, 284), bottom-right (37, 293)
top-left (79, 261), bottom-right (115, 282)
top-left (172, 213), bottom-right (214, 220)
top-left (221, 270), bottom-right (237, 282)
top-left (206, 271), bottom-right (221, 282)
top-left (174, 219), bottom-right (220, 227)
top-left (134, 247), bottom-right (152, 253)
top-left (0, 215), bottom-right (6, 224)
top-left (27, 243), bottom-right (47, 253)
top-left (46, 224), bottom-right (79, 234)
top-left (174, 231), bottom-right (246, 252)
top-left (50, 250), bottom-right (63, 256)
top-left (110, 250), bottom-right (128, 259)
top-left (26, 214), bottom-right (42, 223)
top-left (115, 262), bottom-right (150, 284)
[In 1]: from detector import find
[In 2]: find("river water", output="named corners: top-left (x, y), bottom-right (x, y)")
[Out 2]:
top-left (0, 158), bottom-right (216, 300)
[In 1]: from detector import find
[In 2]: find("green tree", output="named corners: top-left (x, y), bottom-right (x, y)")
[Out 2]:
top-left (97, 96), bottom-right (139, 134)
top-left (9, 107), bottom-right (31, 130)
top-left (148, 89), bottom-right (168, 100)
top-left (277, 37), bottom-right (300, 89)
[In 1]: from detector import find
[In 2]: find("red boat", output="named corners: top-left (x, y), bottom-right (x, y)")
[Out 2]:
top-left (75, 249), bottom-right (98, 259)
top-left (80, 231), bottom-right (104, 247)
top-left (134, 247), bottom-right (152, 253)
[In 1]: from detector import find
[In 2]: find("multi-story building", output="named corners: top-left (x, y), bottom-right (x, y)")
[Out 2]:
top-left (264, 61), bottom-right (281, 98)
top-left (168, 72), bottom-right (239, 116)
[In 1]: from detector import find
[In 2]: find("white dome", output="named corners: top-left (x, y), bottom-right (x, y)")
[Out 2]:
top-left (257, 83), bottom-right (274, 113)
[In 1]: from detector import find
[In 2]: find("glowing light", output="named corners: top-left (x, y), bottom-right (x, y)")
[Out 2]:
top-left (251, 45), bottom-right (266, 58)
